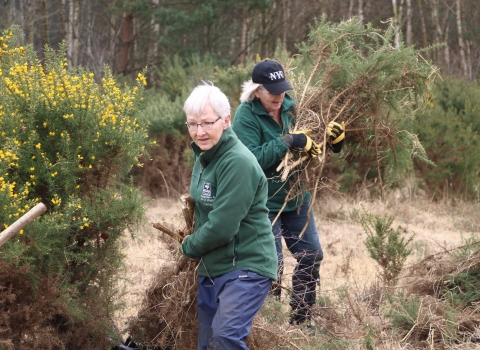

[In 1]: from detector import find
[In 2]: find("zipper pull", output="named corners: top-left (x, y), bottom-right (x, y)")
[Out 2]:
top-left (232, 256), bottom-right (236, 267)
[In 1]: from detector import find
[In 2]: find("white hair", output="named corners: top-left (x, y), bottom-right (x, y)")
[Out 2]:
top-left (240, 79), bottom-right (261, 103)
top-left (184, 82), bottom-right (231, 120)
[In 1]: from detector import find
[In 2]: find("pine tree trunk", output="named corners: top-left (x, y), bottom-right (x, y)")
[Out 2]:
top-left (444, 21), bottom-right (450, 72)
top-left (37, 0), bottom-right (49, 61)
top-left (391, 0), bottom-right (404, 48)
top-left (8, 0), bottom-right (16, 27)
top-left (24, 0), bottom-right (35, 49)
top-left (417, 0), bottom-right (428, 50)
top-left (358, 0), bottom-right (364, 26)
top-left (148, 0), bottom-right (160, 85)
top-left (56, 0), bottom-right (66, 45)
top-left (455, 0), bottom-right (468, 78)
top-left (239, 7), bottom-right (247, 66)
top-left (348, 0), bottom-right (354, 18)
top-left (67, 0), bottom-right (79, 66)
top-left (431, 0), bottom-right (444, 66)
top-left (465, 40), bottom-right (472, 79)
top-left (405, 0), bottom-right (412, 46)
top-left (118, 12), bottom-right (133, 75)
top-left (282, 0), bottom-right (288, 47)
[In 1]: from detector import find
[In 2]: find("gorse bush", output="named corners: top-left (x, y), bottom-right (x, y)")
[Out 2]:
top-left (414, 77), bottom-right (480, 201)
top-left (0, 27), bottom-right (150, 347)
top-left (359, 208), bottom-right (415, 285)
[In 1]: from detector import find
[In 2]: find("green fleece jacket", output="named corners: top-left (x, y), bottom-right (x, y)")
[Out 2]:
top-left (181, 127), bottom-right (277, 280)
top-left (232, 93), bottom-right (310, 212)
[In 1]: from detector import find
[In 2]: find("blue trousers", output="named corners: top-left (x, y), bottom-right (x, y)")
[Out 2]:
top-left (197, 269), bottom-right (271, 350)
top-left (268, 200), bottom-right (323, 324)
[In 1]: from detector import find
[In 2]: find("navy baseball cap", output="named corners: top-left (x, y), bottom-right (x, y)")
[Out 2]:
top-left (251, 60), bottom-right (292, 95)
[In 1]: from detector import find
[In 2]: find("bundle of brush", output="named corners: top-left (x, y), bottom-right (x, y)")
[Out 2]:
top-left (278, 16), bottom-right (438, 203)
top-left (128, 195), bottom-right (199, 349)
top-left (395, 240), bottom-right (480, 344)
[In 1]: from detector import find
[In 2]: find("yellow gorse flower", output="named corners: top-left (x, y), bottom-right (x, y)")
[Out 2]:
top-left (0, 28), bottom-right (148, 242)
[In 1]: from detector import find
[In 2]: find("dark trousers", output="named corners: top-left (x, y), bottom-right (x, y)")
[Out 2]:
top-left (197, 269), bottom-right (271, 350)
top-left (268, 200), bottom-right (323, 324)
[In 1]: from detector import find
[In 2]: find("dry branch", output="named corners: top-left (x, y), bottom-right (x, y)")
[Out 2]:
top-left (277, 17), bottom-right (438, 207)
top-left (128, 194), bottom-right (198, 349)
top-left (131, 194), bottom-right (313, 349)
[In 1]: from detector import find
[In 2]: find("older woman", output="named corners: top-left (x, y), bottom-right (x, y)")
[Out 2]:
top-left (180, 83), bottom-right (277, 350)
top-left (232, 60), bottom-right (345, 328)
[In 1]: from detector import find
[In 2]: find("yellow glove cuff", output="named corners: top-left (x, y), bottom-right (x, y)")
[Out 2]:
top-left (290, 129), bottom-right (312, 136)
top-left (331, 132), bottom-right (345, 144)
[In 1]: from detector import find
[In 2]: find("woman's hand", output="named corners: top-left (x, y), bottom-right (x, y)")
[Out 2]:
top-left (282, 130), bottom-right (321, 158)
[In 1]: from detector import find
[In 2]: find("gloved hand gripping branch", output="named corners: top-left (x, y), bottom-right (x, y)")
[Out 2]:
top-left (281, 130), bottom-right (321, 158)
top-left (327, 121), bottom-right (345, 153)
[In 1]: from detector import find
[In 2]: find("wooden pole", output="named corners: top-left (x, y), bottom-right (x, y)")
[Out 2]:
top-left (0, 203), bottom-right (47, 248)
top-left (153, 194), bottom-right (195, 243)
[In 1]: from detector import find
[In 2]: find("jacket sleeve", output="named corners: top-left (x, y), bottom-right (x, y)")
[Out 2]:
top-left (232, 104), bottom-right (289, 171)
top-left (182, 155), bottom-right (258, 259)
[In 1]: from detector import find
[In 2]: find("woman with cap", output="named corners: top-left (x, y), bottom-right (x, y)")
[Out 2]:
top-left (180, 82), bottom-right (278, 349)
top-left (232, 60), bottom-right (345, 327)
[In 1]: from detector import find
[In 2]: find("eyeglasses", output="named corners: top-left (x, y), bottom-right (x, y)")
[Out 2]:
top-left (185, 116), bottom-right (222, 131)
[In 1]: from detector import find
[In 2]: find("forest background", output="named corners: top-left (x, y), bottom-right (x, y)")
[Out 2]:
top-left (1, 0), bottom-right (479, 199)
top-left (1, 0), bottom-right (480, 349)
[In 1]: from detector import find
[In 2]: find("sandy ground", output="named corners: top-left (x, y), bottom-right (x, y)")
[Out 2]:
top-left (114, 193), bottom-right (480, 339)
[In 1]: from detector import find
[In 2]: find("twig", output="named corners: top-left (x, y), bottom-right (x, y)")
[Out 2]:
top-left (280, 155), bottom-right (310, 182)
top-left (400, 298), bottom-right (423, 343)
top-left (373, 117), bottom-right (385, 201)
top-left (157, 168), bottom-right (170, 197)
top-left (271, 184), bottom-right (298, 227)
top-left (252, 326), bottom-right (303, 350)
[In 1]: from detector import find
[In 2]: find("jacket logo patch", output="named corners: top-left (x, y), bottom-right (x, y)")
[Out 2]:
top-left (202, 182), bottom-right (211, 197)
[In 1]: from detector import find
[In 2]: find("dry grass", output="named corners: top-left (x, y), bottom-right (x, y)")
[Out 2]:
top-left (114, 192), bottom-right (480, 348)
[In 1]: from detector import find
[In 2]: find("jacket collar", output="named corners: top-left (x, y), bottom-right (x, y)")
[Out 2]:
top-left (191, 127), bottom-right (237, 167)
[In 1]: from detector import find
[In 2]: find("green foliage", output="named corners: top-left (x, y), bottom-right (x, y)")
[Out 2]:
top-left (443, 271), bottom-right (480, 307)
top-left (0, 28), bottom-right (150, 342)
top-left (386, 293), bottom-right (420, 331)
top-left (296, 15), bottom-right (435, 113)
top-left (258, 295), bottom-right (290, 324)
top-left (139, 51), bottom-right (252, 143)
top-left (359, 208), bottom-right (415, 284)
top-left (213, 63), bottom-right (253, 112)
top-left (414, 77), bottom-right (480, 200)
top-left (286, 16), bottom-right (437, 200)
top-left (154, 52), bottom-right (251, 109)
top-left (386, 293), bottom-right (460, 344)
top-left (441, 235), bottom-right (480, 308)
top-left (363, 329), bottom-right (375, 350)
top-left (156, 53), bottom-right (216, 101)
top-left (140, 90), bottom-right (189, 139)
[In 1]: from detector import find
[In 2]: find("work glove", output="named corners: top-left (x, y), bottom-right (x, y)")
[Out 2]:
top-left (282, 130), bottom-right (321, 158)
top-left (327, 121), bottom-right (345, 153)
